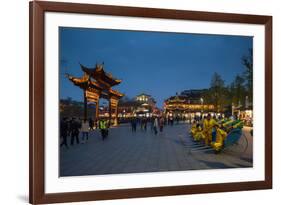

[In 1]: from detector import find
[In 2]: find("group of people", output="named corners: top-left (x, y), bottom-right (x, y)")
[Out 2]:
top-left (190, 114), bottom-right (243, 152)
top-left (60, 117), bottom-right (111, 148)
top-left (130, 117), bottom-right (148, 132)
top-left (190, 114), bottom-right (226, 151)
top-left (130, 117), bottom-right (166, 135)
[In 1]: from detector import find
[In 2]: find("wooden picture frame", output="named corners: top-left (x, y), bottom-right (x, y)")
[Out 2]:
top-left (29, 1), bottom-right (272, 204)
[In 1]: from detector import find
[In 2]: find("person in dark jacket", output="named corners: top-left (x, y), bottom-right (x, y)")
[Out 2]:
top-left (142, 118), bottom-right (147, 131)
top-left (70, 118), bottom-right (80, 145)
top-left (60, 117), bottom-right (69, 148)
top-left (159, 117), bottom-right (164, 132)
top-left (131, 117), bottom-right (137, 133)
top-left (153, 117), bottom-right (159, 135)
top-left (88, 118), bottom-right (93, 131)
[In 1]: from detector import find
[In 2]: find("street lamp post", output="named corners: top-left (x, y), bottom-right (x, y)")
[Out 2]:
top-left (200, 98), bottom-right (204, 116)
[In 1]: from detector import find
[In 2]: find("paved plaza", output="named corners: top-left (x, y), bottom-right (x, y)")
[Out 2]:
top-left (60, 123), bottom-right (253, 177)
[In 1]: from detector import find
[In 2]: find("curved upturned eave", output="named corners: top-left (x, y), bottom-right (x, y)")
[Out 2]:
top-left (80, 63), bottom-right (122, 87)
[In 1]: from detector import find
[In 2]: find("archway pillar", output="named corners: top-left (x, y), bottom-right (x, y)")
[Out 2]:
top-left (83, 89), bottom-right (88, 120)
top-left (113, 101), bottom-right (119, 126)
top-left (95, 98), bottom-right (99, 121)
top-left (109, 97), bottom-right (119, 126)
top-left (85, 89), bottom-right (100, 122)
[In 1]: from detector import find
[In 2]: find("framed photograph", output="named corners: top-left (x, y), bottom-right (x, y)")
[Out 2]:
top-left (29, 1), bottom-right (272, 204)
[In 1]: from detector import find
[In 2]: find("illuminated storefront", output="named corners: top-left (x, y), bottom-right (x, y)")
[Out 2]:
top-left (164, 90), bottom-right (215, 120)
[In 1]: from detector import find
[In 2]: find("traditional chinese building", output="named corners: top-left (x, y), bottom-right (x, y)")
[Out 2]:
top-left (118, 100), bottom-right (142, 119)
top-left (164, 89), bottom-right (215, 119)
top-left (118, 93), bottom-right (158, 119)
top-left (134, 93), bottom-right (156, 117)
top-left (67, 63), bottom-right (124, 125)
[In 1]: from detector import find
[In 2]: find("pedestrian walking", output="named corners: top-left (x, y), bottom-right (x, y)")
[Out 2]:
top-left (70, 118), bottom-right (80, 145)
top-left (159, 117), bottom-right (164, 132)
top-left (176, 116), bottom-right (180, 124)
top-left (130, 118), bottom-right (133, 132)
top-left (140, 118), bottom-right (144, 130)
top-left (143, 118), bottom-right (147, 131)
top-left (153, 117), bottom-right (159, 135)
top-left (150, 117), bottom-right (154, 132)
top-left (140, 117), bottom-right (147, 131)
top-left (169, 116), bottom-right (174, 126)
top-left (94, 119), bottom-right (98, 129)
top-left (88, 118), bottom-right (94, 131)
top-left (99, 118), bottom-right (109, 140)
top-left (81, 119), bottom-right (89, 143)
top-left (60, 117), bottom-right (69, 148)
top-left (131, 117), bottom-right (137, 133)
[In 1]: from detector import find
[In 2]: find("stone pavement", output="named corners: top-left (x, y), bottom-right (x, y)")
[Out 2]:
top-left (60, 123), bottom-right (253, 176)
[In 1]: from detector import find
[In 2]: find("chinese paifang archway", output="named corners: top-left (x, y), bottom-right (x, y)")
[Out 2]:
top-left (67, 63), bottom-right (124, 126)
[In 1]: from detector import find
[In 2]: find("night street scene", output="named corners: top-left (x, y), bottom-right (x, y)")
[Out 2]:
top-left (59, 27), bottom-right (253, 177)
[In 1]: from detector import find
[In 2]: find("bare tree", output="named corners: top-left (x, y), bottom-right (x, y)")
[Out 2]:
top-left (208, 72), bottom-right (227, 112)
top-left (242, 49), bottom-right (253, 102)
top-left (230, 74), bottom-right (246, 107)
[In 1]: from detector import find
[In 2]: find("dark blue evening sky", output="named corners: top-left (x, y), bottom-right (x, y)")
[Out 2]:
top-left (59, 27), bottom-right (252, 107)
